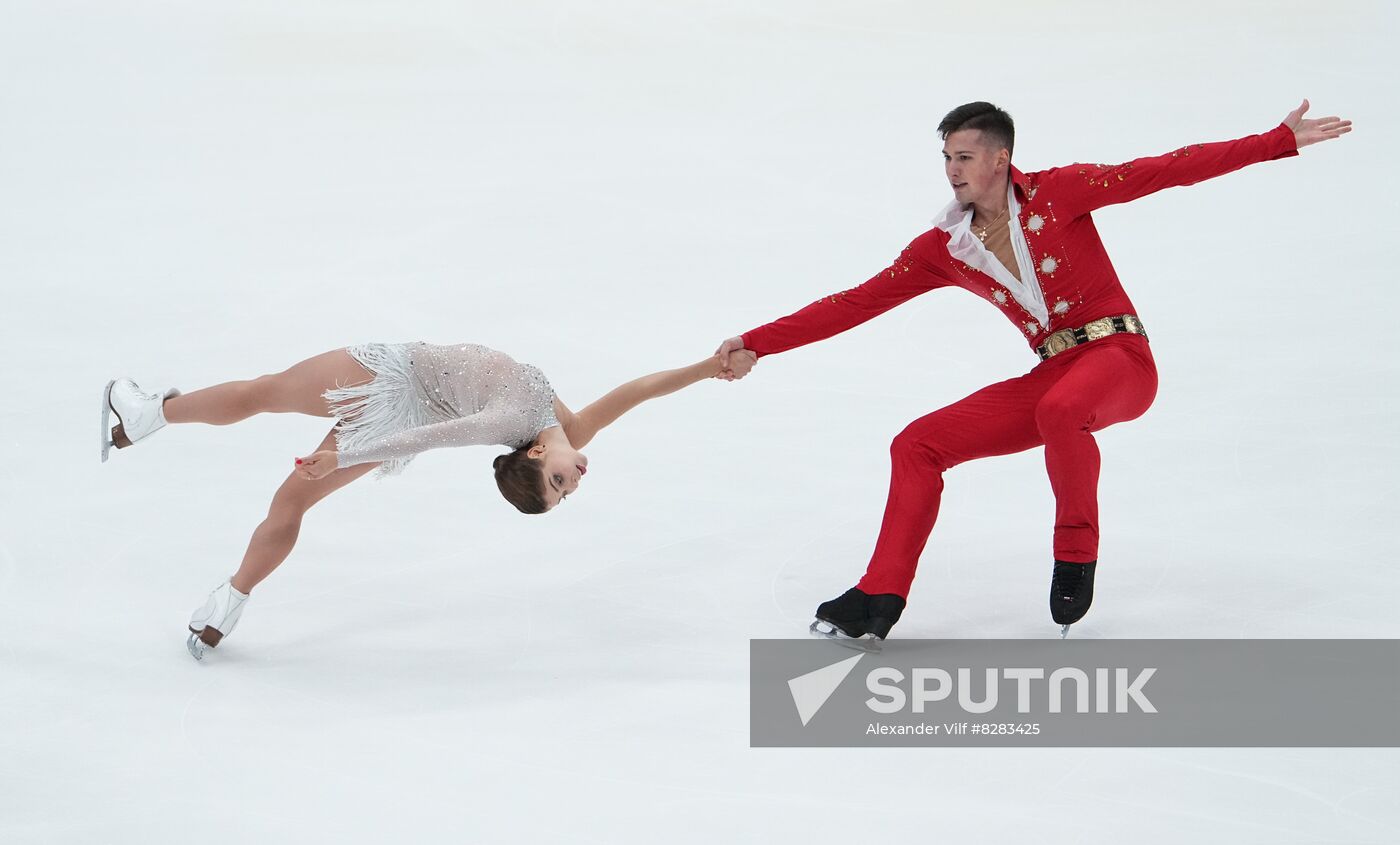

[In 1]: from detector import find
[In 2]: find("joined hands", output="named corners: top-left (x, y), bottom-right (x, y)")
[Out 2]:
top-left (713, 336), bottom-right (757, 381)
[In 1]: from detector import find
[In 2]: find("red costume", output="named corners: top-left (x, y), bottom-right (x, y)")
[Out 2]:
top-left (741, 121), bottom-right (1299, 598)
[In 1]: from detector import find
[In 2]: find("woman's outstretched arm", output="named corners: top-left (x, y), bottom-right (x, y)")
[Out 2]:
top-left (564, 353), bottom-right (746, 449)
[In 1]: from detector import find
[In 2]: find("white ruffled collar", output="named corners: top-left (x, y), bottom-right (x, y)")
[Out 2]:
top-left (933, 181), bottom-right (1049, 329)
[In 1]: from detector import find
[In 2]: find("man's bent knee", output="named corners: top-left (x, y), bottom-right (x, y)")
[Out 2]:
top-left (890, 428), bottom-right (949, 472)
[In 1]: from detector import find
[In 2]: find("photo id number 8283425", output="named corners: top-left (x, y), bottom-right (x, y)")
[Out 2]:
top-left (970, 723), bottom-right (1041, 735)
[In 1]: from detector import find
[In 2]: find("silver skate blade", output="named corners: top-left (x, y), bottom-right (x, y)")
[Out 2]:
top-left (100, 379), bottom-right (115, 463)
top-left (186, 633), bottom-right (208, 661)
top-left (809, 620), bottom-right (883, 653)
top-left (1060, 624), bottom-right (1071, 639)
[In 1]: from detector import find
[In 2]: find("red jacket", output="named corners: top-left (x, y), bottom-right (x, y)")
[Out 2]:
top-left (741, 122), bottom-right (1299, 357)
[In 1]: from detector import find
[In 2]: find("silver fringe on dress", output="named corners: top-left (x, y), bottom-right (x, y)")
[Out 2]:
top-left (322, 342), bottom-right (428, 480)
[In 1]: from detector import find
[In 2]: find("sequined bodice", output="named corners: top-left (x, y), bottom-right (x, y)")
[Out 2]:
top-left (334, 342), bottom-right (559, 469)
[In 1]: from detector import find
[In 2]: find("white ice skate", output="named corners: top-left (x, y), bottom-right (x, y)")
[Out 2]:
top-left (100, 378), bottom-right (181, 463)
top-left (186, 579), bottom-right (249, 661)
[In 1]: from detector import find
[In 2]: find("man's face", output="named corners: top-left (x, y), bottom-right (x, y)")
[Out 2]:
top-left (942, 128), bottom-right (1009, 208)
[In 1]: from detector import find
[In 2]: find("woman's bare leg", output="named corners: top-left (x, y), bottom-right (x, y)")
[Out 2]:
top-left (229, 426), bottom-right (381, 594)
top-left (164, 349), bottom-right (376, 425)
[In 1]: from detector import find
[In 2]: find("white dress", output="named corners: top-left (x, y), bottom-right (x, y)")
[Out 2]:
top-left (323, 342), bottom-right (560, 479)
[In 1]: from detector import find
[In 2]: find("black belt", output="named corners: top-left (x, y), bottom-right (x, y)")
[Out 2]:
top-left (1036, 314), bottom-right (1148, 362)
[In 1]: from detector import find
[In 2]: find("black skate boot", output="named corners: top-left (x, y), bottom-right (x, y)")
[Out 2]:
top-left (1050, 559), bottom-right (1097, 638)
top-left (810, 587), bottom-right (906, 651)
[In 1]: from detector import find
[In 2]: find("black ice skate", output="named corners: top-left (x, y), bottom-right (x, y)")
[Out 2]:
top-left (809, 587), bottom-right (906, 652)
top-left (1050, 560), bottom-right (1097, 638)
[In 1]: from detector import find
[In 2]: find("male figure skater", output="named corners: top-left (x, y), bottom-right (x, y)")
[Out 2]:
top-left (716, 100), bottom-right (1351, 641)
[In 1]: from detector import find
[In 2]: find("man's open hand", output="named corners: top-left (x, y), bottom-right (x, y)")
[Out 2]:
top-left (1284, 99), bottom-right (1352, 149)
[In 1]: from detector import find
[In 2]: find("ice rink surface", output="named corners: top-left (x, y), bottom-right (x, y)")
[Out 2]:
top-left (3, 1), bottom-right (1397, 841)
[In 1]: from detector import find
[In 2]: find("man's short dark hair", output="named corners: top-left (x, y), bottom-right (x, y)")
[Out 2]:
top-left (937, 102), bottom-right (1015, 159)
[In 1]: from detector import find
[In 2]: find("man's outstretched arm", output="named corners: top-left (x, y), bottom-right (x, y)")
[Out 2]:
top-left (715, 236), bottom-right (954, 380)
top-left (1045, 99), bottom-right (1351, 218)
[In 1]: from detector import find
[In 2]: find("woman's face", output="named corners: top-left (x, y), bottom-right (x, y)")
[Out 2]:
top-left (529, 441), bottom-right (588, 509)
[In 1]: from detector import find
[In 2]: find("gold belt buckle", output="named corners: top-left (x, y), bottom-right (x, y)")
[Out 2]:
top-left (1040, 314), bottom-right (1146, 360)
top-left (1083, 317), bottom-right (1114, 341)
top-left (1044, 329), bottom-right (1077, 357)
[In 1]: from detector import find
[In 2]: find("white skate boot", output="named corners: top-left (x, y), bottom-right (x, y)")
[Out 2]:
top-left (101, 378), bottom-right (181, 463)
top-left (186, 579), bottom-right (250, 661)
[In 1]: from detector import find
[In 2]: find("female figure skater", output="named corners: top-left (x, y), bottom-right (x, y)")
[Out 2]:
top-left (100, 340), bottom-right (754, 659)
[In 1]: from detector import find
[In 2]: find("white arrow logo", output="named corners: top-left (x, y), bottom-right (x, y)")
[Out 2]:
top-left (787, 653), bottom-right (865, 726)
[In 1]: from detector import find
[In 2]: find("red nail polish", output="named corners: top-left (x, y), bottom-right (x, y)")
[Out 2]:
top-left (295, 459), bottom-right (302, 464)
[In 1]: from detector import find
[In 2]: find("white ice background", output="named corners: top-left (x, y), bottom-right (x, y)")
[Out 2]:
top-left (2, 1), bottom-right (1398, 842)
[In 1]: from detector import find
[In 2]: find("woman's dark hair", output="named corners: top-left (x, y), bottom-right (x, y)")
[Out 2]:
top-left (937, 102), bottom-right (1015, 159)
top-left (493, 444), bottom-right (549, 514)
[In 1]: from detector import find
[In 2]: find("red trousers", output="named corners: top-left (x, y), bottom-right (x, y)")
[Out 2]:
top-left (856, 333), bottom-right (1158, 598)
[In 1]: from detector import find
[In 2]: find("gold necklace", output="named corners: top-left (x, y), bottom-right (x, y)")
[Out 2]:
top-left (975, 206), bottom-right (1009, 242)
